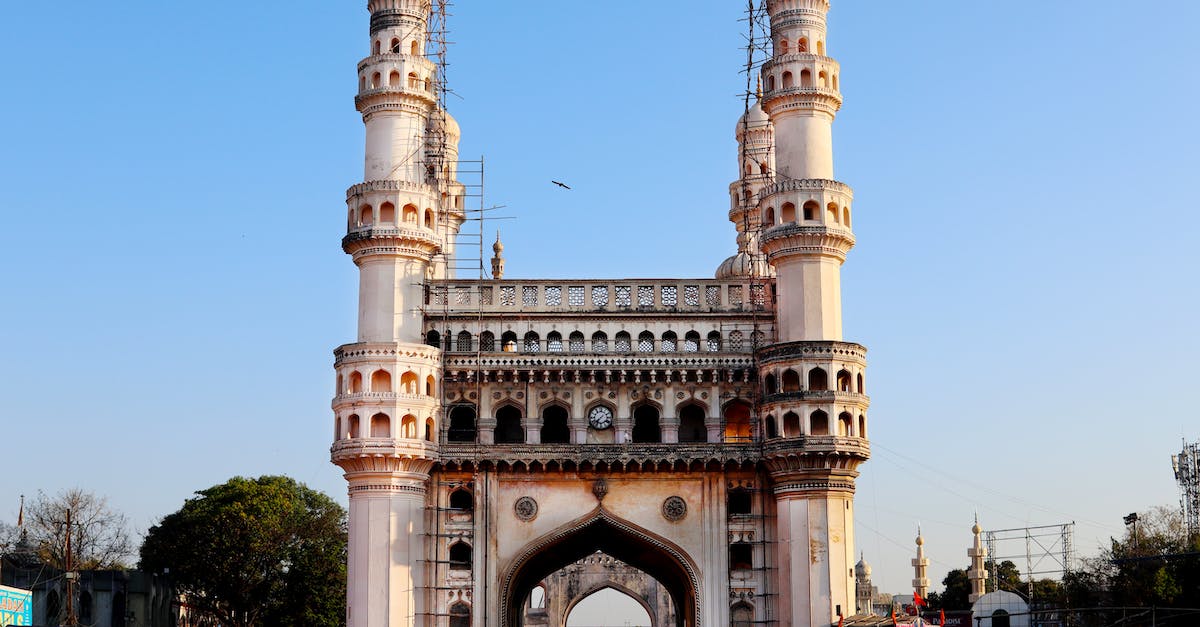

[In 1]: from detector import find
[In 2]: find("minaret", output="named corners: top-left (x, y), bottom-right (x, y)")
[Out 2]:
top-left (757, 1), bottom-right (869, 624)
top-left (854, 554), bottom-right (874, 615)
top-left (968, 516), bottom-right (989, 603)
top-left (913, 528), bottom-right (930, 599)
top-left (717, 80), bottom-right (776, 280)
top-left (331, 1), bottom-right (455, 625)
top-left (491, 231), bottom-right (505, 279)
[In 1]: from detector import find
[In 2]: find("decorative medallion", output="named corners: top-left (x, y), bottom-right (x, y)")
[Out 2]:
top-left (468, 392), bottom-right (477, 400)
top-left (540, 391), bottom-right (548, 399)
top-left (662, 496), bottom-right (687, 522)
top-left (592, 479), bottom-right (609, 502)
top-left (608, 391), bottom-right (616, 399)
top-left (701, 392), bottom-right (708, 399)
top-left (493, 392), bottom-right (502, 399)
top-left (585, 391), bottom-right (594, 399)
top-left (654, 390), bottom-right (663, 399)
top-left (676, 392), bottom-right (685, 399)
top-left (516, 392), bottom-right (524, 399)
top-left (514, 497), bottom-right (538, 522)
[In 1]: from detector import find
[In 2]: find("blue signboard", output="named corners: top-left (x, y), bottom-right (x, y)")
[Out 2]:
top-left (0, 585), bottom-right (32, 626)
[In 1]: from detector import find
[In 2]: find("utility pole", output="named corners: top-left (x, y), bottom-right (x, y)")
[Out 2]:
top-left (64, 507), bottom-right (79, 627)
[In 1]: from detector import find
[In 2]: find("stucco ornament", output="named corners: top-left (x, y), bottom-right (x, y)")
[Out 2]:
top-left (514, 496), bottom-right (538, 521)
top-left (592, 479), bottom-right (609, 502)
top-left (662, 496), bottom-right (688, 522)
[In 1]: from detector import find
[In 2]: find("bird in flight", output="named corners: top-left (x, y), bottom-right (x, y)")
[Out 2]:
top-left (552, 180), bottom-right (571, 190)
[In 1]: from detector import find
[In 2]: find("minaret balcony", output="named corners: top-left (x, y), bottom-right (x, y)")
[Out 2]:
top-left (333, 391), bottom-right (439, 410)
top-left (358, 53), bottom-right (436, 74)
top-left (341, 226), bottom-right (441, 259)
top-left (760, 224), bottom-right (855, 262)
top-left (355, 86), bottom-right (437, 113)
top-left (760, 389), bottom-right (869, 408)
top-left (761, 435), bottom-right (871, 467)
top-left (761, 87), bottom-right (842, 118)
top-left (331, 437), bottom-right (439, 468)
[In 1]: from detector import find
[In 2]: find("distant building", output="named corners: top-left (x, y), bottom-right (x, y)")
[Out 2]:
top-left (1, 556), bottom-right (174, 627)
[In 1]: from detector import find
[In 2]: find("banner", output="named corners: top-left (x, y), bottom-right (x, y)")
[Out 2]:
top-left (0, 585), bottom-right (32, 626)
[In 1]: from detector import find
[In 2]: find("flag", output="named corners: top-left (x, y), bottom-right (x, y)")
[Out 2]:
top-left (838, 615), bottom-right (844, 627)
top-left (913, 591), bottom-right (927, 607)
top-left (892, 608), bottom-right (899, 626)
top-left (940, 609), bottom-right (946, 625)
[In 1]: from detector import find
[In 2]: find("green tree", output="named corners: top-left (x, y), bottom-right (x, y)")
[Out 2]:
top-left (935, 560), bottom-right (1027, 611)
top-left (140, 476), bottom-right (347, 627)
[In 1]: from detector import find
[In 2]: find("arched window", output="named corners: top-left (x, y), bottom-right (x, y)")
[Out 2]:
top-left (838, 412), bottom-right (854, 436)
top-left (407, 72), bottom-right (419, 89)
top-left (808, 367), bottom-right (828, 391)
top-left (732, 603), bottom-right (753, 627)
top-left (457, 331), bottom-right (472, 352)
top-left (764, 373), bottom-right (778, 395)
top-left (803, 200), bottom-right (819, 221)
top-left (400, 371), bottom-right (419, 394)
top-left (684, 331), bottom-right (701, 353)
top-left (530, 585), bottom-right (547, 609)
top-left (370, 413), bottom-right (390, 438)
top-left (833, 74), bottom-right (840, 91)
top-left (783, 411), bottom-right (801, 437)
top-left (403, 204), bottom-right (419, 223)
top-left (371, 369), bottom-right (392, 393)
top-left (390, 38), bottom-right (400, 53)
top-left (837, 369), bottom-right (853, 392)
top-left (501, 331), bottom-right (518, 352)
top-left (426, 329), bottom-right (441, 347)
top-left (348, 414), bottom-right (361, 438)
top-left (569, 331), bottom-right (585, 352)
top-left (359, 204), bottom-right (374, 226)
top-left (991, 610), bottom-right (1011, 627)
top-left (819, 70), bottom-right (829, 88)
top-left (730, 330), bottom-right (744, 351)
top-left (424, 208), bottom-right (435, 229)
top-left (449, 542), bottom-right (472, 570)
top-left (379, 202), bottom-right (395, 225)
top-left (426, 375), bottom-right (436, 396)
top-left (730, 543), bottom-right (753, 570)
top-left (494, 405), bottom-right (524, 443)
top-left (764, 207), bottom-right (775, 226)
top-left (401, 414), bottom-right (418, 438)
top-left (661, 331), bottom-right (678, 352)
top-left (449, 489), bottom-right (473, 511)
top-left (843, 205), bottom-right (851, 226)
top-left (767, 74), bottom-right (776, 91)
top-left (678, 404), bottom-right (707, 443)
top-left (779, 39), bottom-right (789, 55)
top-left (637, 331), bottom-right (655, 353)
top-left (707, 331), bottom-right (722, 352)
top-left (857, 372), bottom-right (864, 393)
top-left (615, 331), bottom-right (632, 353)
top-left (827, 202), bottom-right (840, 223)
top-left (724, 401), bottom-right (752, 442)
top-left (859, 415), bottom-right (867, 438)
top-left (450, 603), bottom-right (471, 627)
top-left (388, 70), bottom-right (401, 87)
top-left (547, 331), bottom-right (563, 352)
top-left (425, 417), bottom-right (435, 441)
top-left (765, 415), bottom-right (778, 439)
top-left (798, 37), bottom-right (809, 53)
top-left (448, 405), bottom-right (477, 443)
top-left (632, 404), bottom-right (661, 443)
top-left (782, 71), bottom-right (794, 88)
top-left (781, 202), bottom-right (797, 223)
top-left (410, 40), bottom-right (419, 55)
top-left (810, 410), bottom-right (830, 436)
top-left (781, 369), bottom-right (801, 392)
top-left (349, 371), bottom-right (364, 394)
top-left (371, 72), bottom-right (381, 88)
top-left (728, 489), bottom-right (752, 515)
top-left (591, 331), bottom-right (609, 352)
top-left (523, 331), bottom-right (540, 352)
top-left (541, 405), bottom-right (570, 444)
top-left (480, 331), bottom-right (496, 352)
top-left (800, 69), bottom-right (812, 88)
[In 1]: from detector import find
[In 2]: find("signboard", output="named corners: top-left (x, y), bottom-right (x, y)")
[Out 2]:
top-left (0, 585), bottom-right (32, 626)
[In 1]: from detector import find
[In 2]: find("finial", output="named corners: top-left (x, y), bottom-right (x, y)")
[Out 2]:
top-left (756, 75), bottom-right (763, 100)
top-left (17, 494), bottom-right (24, 527)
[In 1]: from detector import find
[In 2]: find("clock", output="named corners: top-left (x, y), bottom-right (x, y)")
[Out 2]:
top-left (588, 406), bottom-right (613, 430)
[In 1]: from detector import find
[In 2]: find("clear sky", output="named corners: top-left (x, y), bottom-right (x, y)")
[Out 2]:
top-left (2, 0), bottom-right (1199, 601)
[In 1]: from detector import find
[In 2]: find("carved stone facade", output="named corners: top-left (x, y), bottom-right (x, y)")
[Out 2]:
top-left (330, 1), bottom-right (870, 626)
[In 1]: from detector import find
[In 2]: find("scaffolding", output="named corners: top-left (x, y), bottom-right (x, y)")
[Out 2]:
top-left (1172, 439), bottom-right (1200, 542)
top-left (983, 523), bottom-right (1075, 600)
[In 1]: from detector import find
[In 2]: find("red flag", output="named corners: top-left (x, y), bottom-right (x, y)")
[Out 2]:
top-left (940, 609), bottom-right (946, 625)
top-left (913, 591), bottom-right (927, 607)
top-left (838, 616), bottom-right (844, 627)
top-left (892, 609), bottom-right (899, 626)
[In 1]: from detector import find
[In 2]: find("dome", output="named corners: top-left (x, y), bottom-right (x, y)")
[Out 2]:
top-left (432, 110), bottom-right (460, 139)
top-left (855, 556), bottom-right (872, 578)
top-left (715, 251), bottom-right (774, 280)
top-left (735, 101), bottom-right (770, 137)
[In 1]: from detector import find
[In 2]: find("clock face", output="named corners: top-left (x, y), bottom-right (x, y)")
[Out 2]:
top-left (588, 406), bottom-right (613, 430)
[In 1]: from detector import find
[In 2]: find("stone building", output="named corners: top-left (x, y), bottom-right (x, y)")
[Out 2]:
top-left (329, 1), bottom-right (871, 625)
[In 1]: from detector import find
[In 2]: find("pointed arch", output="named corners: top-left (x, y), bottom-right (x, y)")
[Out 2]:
top-left (564, 583), bottom-right (658, 627)
top-left (677, 403), bottom-right (708, 443)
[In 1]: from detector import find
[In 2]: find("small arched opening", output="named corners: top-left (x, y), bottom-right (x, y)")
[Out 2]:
top-left (837, 369), bottom-right (853, 392)
top-left (637, 331), bottom-right (655, 353)
top-left (358, 204), bottom-right (374, 226)
top-left (591, 331), bottom-right (609, 352)
top-left (425, 208), bottom-right (435, 229)
top-left (859, 415), bottom-right (867, 438)
top-left (764, 373), bottom-right (778, 395)
top-left (523, 331), bottom-right (540, 352)
top-left (449, 541), bottom-right (472, 570)
top-left (800, 69), bottom-right (812, 88)
top-left (448, 405), bottom-right (477, 443)
top-left (764, 207), bottom-right (776, 226)
top-left (425, 417), bottom-right (435, 441)
top-left (808, 367), bottom-right (829, 391)
top-left (501, 331), bottom-right (519, 352)
top-left (569, 331), bottom-right (585, 352)
top-left (495, 405), bottom-right (525, 444)
top-left (400, 371), bottom-right (419, 394)
top-left (547, 331), bottom-right (563, 352)
top-left (729, 543), bottom-right (753, 571)
top-left (403, 204), bottom-right (419, 223)
top-left (724, 400), bottom-right (752, 442)
top-left (389, 38), bottom-right (400, 53)
top-left (370, 413), bottom-right (390, 438)
top-left (426, 329), bottom-right (441, 348)
top-left (678, 404), bottom-right (708, 443)
top-left (449, 489), bottom-right (473, 512)
top-left (541, 404), bottom-right (571, 444)
top-left (348, 371), bottom-right (364, 394)
top-left (782, 71), bottom-right (795, 89)
top-left (765, 415), bottom-right (778, 439)
top-left (378, 201), bottom-right (395, 225)
top-left (632, 404), bottom-right (661, 443)
top-left (798, 37), bottom-right (809, 53)
top-left (615, 331), bottom-right (633, 353)
top-left (684, 331), bottom-right (701, 353)
top-left (456, 331), bottom-right (472, 352)
top-left (347, 414), bottom-right (361, 439)
top-left (781, 202), bottom-right (797, 223)
top-left (827, 202), bottom-right (840, 224)
top-left (783, 411), bottom-right (801, 438)
top-left (388, 70), bottom-right (401, 87)
top-left (781, 369), bottom-right (801, 392)
top-left (707, 331), bottom-right (722, 352)
top-left (728, 489), bottom-right (752, 515)
top-left (449, 603), bottom-right (471, 627)
top-left (370, 369), bottom-right (391, 393)
top-left (426, 375), bottom-right (436, 396)
top-left (803, 200), bottom-right (819, 221)
top-left (480, 331), bottom-right (496, 352)
top-left (661, 331), bottom-right (678, 353)
top-left (810, 410), bottom-right (830, 436)
top-left (401, 414), bottom-right (418, 439)
top-left (838, 412), bottom-right (854, 437)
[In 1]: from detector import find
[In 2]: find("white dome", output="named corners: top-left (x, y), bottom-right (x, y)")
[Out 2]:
top-left (855, 557), bottom-right (872, 578)
top-left (735, 101), bottom-right (770, 137)
top-left (715, 252), bottom-right (774, 280)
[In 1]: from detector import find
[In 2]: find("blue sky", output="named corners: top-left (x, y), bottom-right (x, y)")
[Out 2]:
top-left (2, 0), bottom-right (1199, 599)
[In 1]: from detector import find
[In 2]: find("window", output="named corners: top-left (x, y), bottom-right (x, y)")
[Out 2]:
top-left (500, 286), bottom-right (516, 306)
top-left (661, 331), bottom-right (678, 353)
top-left (684, 331), bottom-right (701, 353)
top-left (765, 415), bottom-right (777, 439)
top-left (781, 369), bottom-right (800, 392)
top-left (522, 286), bottom-right (538, 306)
top-left (545, 286), bottom-right (562, 306)
top-left (632, 405), bottom-right (661, 443)
top-left (541, 405), bottom-right (570, 444)
top-left (707, 331), bottom-right (722, 352)
top-left (426, 330), bottom-right (441, 348)
top-left (448, 405), bottom-right (477, 442)
top-left (568, 286), bottom-right (584, 306)
top-left (523, 331), bottom-right (540, 352)
top-left (480, 286), bottom-right (493, 305)
top-left (450, 603), bottom-right (470, 627)
top-left (494, 405), bottom-right (524, 443)
top-left (730, 543), bottom-right (753, 570)
top-left (724, 401), bottom-right (752, 442)
top-left (480, 331), bottom-right (495, 352)
top-left (449, 542), bottom-right (472, 570)
top-left (371, 369), bottom-right (392, 392)
top-left (638, 286), bottom-right (654, 307)
top-left (615, 286), bottom-right (631, 307)
top-left (837, 370), bottom-right (853, 392)
top-left (450, 489), bottom-right (473, 511)
top-left (457, 331), bottom-right (472, 352)
top-left (732, 603), bottom-right (753, 627)
top-left (706, 285), bottom-right (721, 306)
top-left (569, 332), bottom-right (585, 352)
top-left (728, 286), bottom-right (744, 306)
top-left (678, 405), bottom-right (707, 443)
top-left (661, 285), bottom-right (677, 306)
top-left (685, 285), bottom-right (700, 306)
top-left (591, 331), bottom-right (608, 353)
top-left (730, 330), bottom-right (744, 351)
top-left (501, 331), bottom-right (518, 352)
top-left (547, 331), bottom-right (563, 352)
top-left (810, 410), bottom-right (830, 435)
top-left (728, 489), bottom-right (752, 515)
top-left (370, 413), bottom-right (390, 438)
top-left (783, 412), bottom-right (801, 437)
top-left (808, 367), bottom-right (828, 391)
top-left (637, 331), bottom-right (655, 353)
top-left (615, 332), bottom-right (632, 353)
top-left (592, 286), bottom-right (610, 307)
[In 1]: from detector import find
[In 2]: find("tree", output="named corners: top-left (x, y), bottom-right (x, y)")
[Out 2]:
top-left (20, 489), bottom-right (134, 570)
top-left (935, 560), bottom-right (1027, 611)
top-left (140, 476), bottom-right (347, 627)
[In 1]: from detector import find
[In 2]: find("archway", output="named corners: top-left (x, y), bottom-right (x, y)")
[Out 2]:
top-left (503, 509), bottom-right (699, 627)
top-left (566, 585), bottom-right (654, 627)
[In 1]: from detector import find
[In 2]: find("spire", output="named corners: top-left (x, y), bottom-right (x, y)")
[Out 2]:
top-left (912, 525), bottom-right (930, 598)
top-left (491, 231), bottom-right (505, 279)
top-left (968, 515), bottom-right (989, 603)
top-left (16, 494), bottom-right (23, 527)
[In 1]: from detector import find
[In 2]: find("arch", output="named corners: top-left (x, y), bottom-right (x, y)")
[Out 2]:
top-left (449, 541), bottom-right (472, 570)
top-left (991, 610), bottom-right (1011, 627)
top-left (808, 367), bottom-right (828, 391)
top-left (837, 369), bottom-right (853, 392)
top-left (373, 40), bottom-right (381, 55)
top-left (800, 68), bottom-right (813, 88)
top-left (615, 331), bottom-right (632, 353)
top-left (448, 404), bottom-right (477, 443)
top-left (371, 71), bottom-right (381, 88)
top-left (501, 330), bottom-right (519, 352)
top-left (370, 412), bottom-right (390, 438)
top-left (827, 202), bottom-right (840, 223)
top-left (764, 206), bottom-right (775, 226)
top-left (349, 371), bottom-right (364, 394)
top-left (424, 208), bottom-right (435, 229)
top-left (810, 410), bottom-right (830, 436)
top-left (683, 331), bottom-right (701, 353)
top-left (425, 417), bottom-right (435, 441)
top-left (857, 372), bottom-right (864, 393)
top-left (819, 70), bottom-right (829, 88)
top-left (407, 72), bottom-right (419, 89)
top-left (724, 400), bottom-right (753, 442)
top-left (779, 39), bottom-right (789, 55)
top-left (457, 330), bottom-right (472, 352)
top-left (388, 70), bottom-right (401, 87)
top-left (782, 71), bottom-right (794, 89)
top-left (838, 411), bottom-right (853, 437)
top-left (480, 331), bottom-right (496, 352)
top-left (764, 373), bottom-right (778, 395)
top-left (501, 509), bottom-right (699, 627)
top-left (400, 370), bottom-right (419, 394)
top-left (540, 404), bottom-right (571, 444)
top-left (426, 329), bottom-right (441, 347)
top-left (523, 331), bottom-right (541, 352)
top-left (781, 369), bottom-right (801, 392)
top-left (731, 602), bottom-right (754, 627)
top-left (833, 74), bottom-right (840, 91)
top-left (449, 489), bottom-right (473, 511)
top-left (678, 403), bottom-right (708, 443)
top-left (378, 201), bottom-right (395, 225)
top-left (803, 200), bottom-right (819, 221)
top-left (358, 203), bottom-right (374, 226)
top-left (565, 584), bottom-right (657, 627)
top-left (401, 414), bottom-right (418, 439)
top-left (370, 369), bottom-right (392, 393)
top-left (449, 602), bottom-right (470, 627)
top-left (569, 331), bottom-right (586, 352)
top-left (781, 202), bottom-right (796, 223)
top-left (426, 374), bottom-right (436, 396)
top-left (728, 488), bottom-right (752, 515)
top-left (661, 330), bottom-right (678, 352)
top-left (348, 414), bottom-right (361, 438)
top-left (765, 415), bottom-right (778, 439)
top-left (359, 75), bottom-right (366, 91)
top-left (817, 40), bottom-right (825, 55)
top-left (403, 203), bottom-right (419, 223)
top-left (707, 330), bottom-right (722, 352)
top-left (798, 37), bottom-right (809, 53)
top-left (632, 403), bottom-right (661, 443)
top-left (591, 331), bottom-right (609, 352)
top-left (766, 74), bottom-right (776, 91)
top-left (859, 414), bottom-right (867, 438)
top-left (783, 411), bottom-right (801, 437)
top-left (495, 404), bottom-right (524, 443)
top-left (843, 205), bottom-right (851, 226)
top-left (637, 330), bottom-right (655, 353)
top-left (529, 584), bottom-right (547, 609)
top-left (410, 40), bottom-right (420, 56)
top-left (547, 331), bottom-right (563, 352)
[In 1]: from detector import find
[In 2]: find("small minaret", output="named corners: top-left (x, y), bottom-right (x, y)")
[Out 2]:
top-left (968, 516), bottom-right (989, 603)
top-left (491, 231), bottom-right (505, 279)
top-left (912, 527), bottom-right (930, 599)
top-left (717, 78), bottom-right (775, 280)
top-left (855, 554), bottom-right (874, 615)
